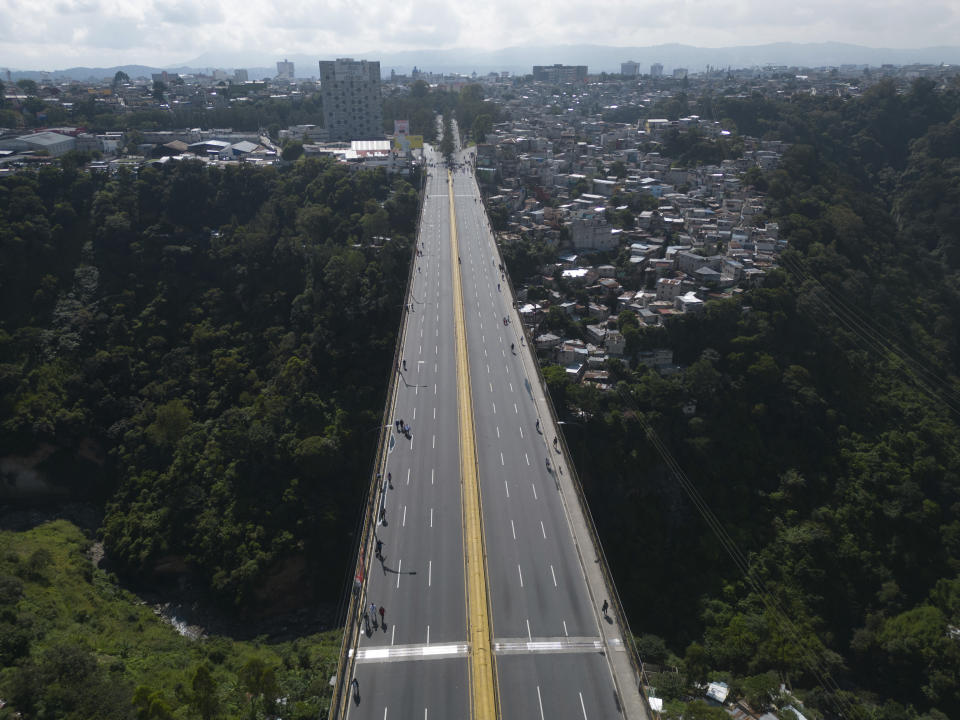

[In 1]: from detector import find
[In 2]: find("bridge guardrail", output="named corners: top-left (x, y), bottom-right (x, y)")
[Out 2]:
top-left (486, 197), bottom-right (655, 717)
top-left (328, 160), bottom-right (428, 720)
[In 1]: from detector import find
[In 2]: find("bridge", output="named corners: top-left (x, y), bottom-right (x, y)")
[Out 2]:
top-left (330, 130), bottom-right (652, 720)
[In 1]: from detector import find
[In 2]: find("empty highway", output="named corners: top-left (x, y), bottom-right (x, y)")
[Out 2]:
top-left (341, 131), bottom-right (648, 720)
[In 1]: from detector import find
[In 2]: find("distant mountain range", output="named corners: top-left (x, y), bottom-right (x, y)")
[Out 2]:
top-left (6, 42), bottom-right (960, 82)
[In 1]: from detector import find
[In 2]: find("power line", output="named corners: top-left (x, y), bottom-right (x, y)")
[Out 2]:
top-left (617, 384), bottom-right (867, 720)
top-left (781, 252), bottom-right (960, 417)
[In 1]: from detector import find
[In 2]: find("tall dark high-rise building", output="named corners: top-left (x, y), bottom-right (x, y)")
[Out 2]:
top-left (276, 59), bottom-right (295, 80)
top-left (319, 58), bottom-right (384, 141)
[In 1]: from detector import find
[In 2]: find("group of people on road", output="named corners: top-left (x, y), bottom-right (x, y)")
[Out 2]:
top-left (364, 602), bottom-right (386, 632)
top-left (394, 418), bottom-right (411, 438)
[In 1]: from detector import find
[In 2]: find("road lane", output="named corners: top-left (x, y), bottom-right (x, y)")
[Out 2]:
top-left (347, 144), bottom-right (469, 720)
top-left (449, 145), bottom-right (623, 718)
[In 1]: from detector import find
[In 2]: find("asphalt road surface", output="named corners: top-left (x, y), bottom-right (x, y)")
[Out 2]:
top-left (346, 138), bottom-right (624, 720)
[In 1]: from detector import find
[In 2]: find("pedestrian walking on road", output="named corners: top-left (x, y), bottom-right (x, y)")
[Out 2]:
top-left (379, 606), bottom-right (385, 625)
top-left (352, 677), bottom-right (360, 703)
top-left (370, 603), bottom-right (378, 628)
top-left (403, 359), bottom-right (407, 371)
top-left (535, 418), bottom-right (541, 433)
top-left (387, 472), bottom-right (393, 488)
top-left (602, 599), bottom-right (609, 617)
top-left (376, 539), bottom-right (384, 560)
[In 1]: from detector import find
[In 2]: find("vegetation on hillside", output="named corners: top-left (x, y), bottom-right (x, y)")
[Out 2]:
top-left (544, 78), bottom-right (960, 719)
top-left (0, 520), bottom-right (341, 719)
top-left (0, 157), bottom-right (419, 614)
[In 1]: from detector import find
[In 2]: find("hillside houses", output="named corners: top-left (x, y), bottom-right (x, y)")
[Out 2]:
top-left (476, 79), bottom-right (785, 389)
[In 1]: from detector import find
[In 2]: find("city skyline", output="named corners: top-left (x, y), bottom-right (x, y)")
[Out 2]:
top-left (1, 0), bottom-right (958, 71)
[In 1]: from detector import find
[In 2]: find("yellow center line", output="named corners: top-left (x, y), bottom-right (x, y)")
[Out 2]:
top-left (449, 169), bottom-right (498, 720)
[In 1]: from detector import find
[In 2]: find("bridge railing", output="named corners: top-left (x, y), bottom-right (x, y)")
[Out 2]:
top-left (483, 194), bottom-right (655, 716)
top-left (328, 160), bottom-right (428, 720)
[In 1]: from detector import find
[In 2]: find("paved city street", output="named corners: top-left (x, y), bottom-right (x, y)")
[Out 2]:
top-left (345, 138), bottom-right (646, 720)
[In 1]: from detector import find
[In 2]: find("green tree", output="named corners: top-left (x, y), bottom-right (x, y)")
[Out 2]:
top-left (360, 206), bottom-right (390, 241)
top-left (190, 664), bottom-right (220, 720)
top-left (239, 657), bottom-right (278, 714)
top-left (133, 686), bottom-right (175, 720)
top-left (471, 113), bottom-right (493, 143)
top-left (281, 141), bottom-right (304, 162)
top-left (145, 398), bottom-right (193, 448)
top-left (16, 78), bottom-right (38, 95)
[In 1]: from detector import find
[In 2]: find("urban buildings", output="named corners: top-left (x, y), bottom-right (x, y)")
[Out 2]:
top-left (319, 58), bottom-right (384, 141)
top-left (650, 63), bottom-right (664, 78)
top-left (276, 59), bottom-right (295, 80)
top-left (621, 61), bottom-right (640, 77)
top-left (532, 64), bottom-right (588, 83)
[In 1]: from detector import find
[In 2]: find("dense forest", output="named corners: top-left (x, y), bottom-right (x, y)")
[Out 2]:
top-left (540, 78), bottom-right (960, 719)
top-left (1, 157), bottom-right (420, 604)
top-left (0, 156), bottom-right (420, 714)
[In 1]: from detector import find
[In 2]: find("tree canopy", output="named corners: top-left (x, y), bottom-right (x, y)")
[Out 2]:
top-left (544, 78), bottom-right (960, 719)
top-left (0, 157), bottom-right (420, 610)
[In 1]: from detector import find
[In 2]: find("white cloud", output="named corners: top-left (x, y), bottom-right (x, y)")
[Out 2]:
top-left (152, 0), bottom-right (224, 26)
top-left (0, 0), bottom-right (957, 69)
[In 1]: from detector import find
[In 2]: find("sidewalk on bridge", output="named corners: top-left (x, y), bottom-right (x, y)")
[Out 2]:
top-left (504, 287), bottom-right (652, 720)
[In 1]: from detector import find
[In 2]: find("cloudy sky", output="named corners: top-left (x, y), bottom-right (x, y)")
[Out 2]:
top-left (1, 0), bottom-right (958, 70)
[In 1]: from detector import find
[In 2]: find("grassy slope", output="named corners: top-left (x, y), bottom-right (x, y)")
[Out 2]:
top-left (0, 520), bottom-right (342, 718)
